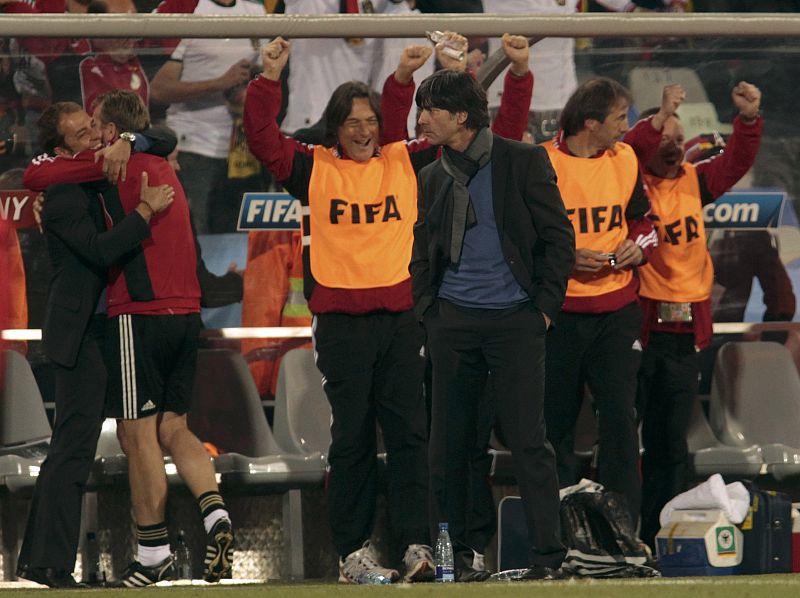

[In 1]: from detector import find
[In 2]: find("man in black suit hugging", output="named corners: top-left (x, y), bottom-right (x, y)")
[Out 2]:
top-left (16, 102), bottom-right (174, 588)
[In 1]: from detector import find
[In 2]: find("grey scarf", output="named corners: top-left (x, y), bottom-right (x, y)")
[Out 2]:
top-left (440, 127), bottom-right (493, 265)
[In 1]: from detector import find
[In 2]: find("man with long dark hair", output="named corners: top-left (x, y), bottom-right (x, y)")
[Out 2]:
top-left (245, 36), bottom-right (437, 585)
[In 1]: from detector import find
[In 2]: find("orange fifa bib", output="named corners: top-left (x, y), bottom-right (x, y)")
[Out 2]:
top-left (543, 141), bottom-right (638, 298)
top-left (307, 142), bottom-right (417, 289)
top-left (639, 163), bottom-right (713, 302)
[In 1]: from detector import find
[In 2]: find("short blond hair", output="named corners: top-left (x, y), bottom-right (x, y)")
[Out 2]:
top-left (94, 90), bottom-right (150, 132)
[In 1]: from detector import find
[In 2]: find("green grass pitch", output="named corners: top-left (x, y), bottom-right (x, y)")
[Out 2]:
top-left (2, 576), bottom-right (800, 597)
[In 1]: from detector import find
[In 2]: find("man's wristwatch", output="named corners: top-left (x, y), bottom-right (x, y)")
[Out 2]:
top-left (119, 132), bottom-right (137, 147)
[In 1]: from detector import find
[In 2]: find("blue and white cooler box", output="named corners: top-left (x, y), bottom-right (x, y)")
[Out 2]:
top-left (657, 509), bottom-right (743, 576)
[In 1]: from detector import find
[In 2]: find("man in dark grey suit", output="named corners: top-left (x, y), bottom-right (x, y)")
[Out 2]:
top-left (16, 102), bottom-right (174, 588)
top-left (411, 69), bottom-right (575, 582)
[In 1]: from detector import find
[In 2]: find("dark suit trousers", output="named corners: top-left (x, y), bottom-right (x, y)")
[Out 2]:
top-left (313, 310), bottom-right (429, 558)
top-left (544, 303), bottom-right (643, 526)
top-left (637, 331), bottom-right (698, 549)
top-left (426, 300), bottom-right (565, 569)
top-left (18, 316), bottom-right (107, 572)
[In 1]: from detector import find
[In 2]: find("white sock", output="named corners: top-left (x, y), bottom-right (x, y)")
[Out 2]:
top-left (203, 509), bottom-right (230, 534)
top-left (137, 543), bottom-right (171, 567)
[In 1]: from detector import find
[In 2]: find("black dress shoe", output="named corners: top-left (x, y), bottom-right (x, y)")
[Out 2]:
top-left (17, 566), bottom-right (89, 588)
top-left (454, 549), bottom-right (491, 582)
top-left (519, 565), bottom-right (565, 581)
top-left (456, 567), bottom-right (491, 582)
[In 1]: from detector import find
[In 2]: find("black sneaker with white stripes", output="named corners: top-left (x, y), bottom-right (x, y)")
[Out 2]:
top-left (111, 556), bottom-right (176, 587)
top-left (204, 518), bottom-right (234, 582)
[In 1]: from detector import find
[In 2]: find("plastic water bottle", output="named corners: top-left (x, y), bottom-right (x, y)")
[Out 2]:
top-left (435, 522), bottom-right (455, 583)
top-left (174, 531), bottom-right (192, 580)
top-left (360, 571), bottom-right (394, 585)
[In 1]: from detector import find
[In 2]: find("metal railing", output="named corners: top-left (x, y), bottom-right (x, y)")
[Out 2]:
top-left (0, 12), bottom-right (799, 39)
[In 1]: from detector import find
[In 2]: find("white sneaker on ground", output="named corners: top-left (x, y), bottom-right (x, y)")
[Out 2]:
top-left (338, 541), bottom-right (399, 585)
top-left (403, 543), bottom-right (435, 582)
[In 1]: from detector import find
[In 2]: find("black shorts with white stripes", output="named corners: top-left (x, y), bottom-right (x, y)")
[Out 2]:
top-left (105, 313), bottom-right (202, 420)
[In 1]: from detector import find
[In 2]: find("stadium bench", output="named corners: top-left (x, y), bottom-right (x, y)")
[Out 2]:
top-left (272, 347), bottom-right (331, 457)
top-left (708, 341), bottom-right (800, 481)
top-left (687, 399), bottom-right (764, 479)
top-left (0, 349), bottom-right (51, 492)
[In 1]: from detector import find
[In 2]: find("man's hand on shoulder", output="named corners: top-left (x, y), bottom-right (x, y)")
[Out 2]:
top-left (135, 171), bottom-right (175, 221)
top-left (95, 138), bottom-right (132, 184)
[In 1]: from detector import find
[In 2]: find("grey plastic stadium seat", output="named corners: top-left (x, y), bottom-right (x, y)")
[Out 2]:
top-left (0, 350), bottom-right (51, 492)
top-left (272, 348), bottom-right (331, 456)
top-left (89, 418), bottom-right (126, 485)
top-left (709, 341), bottom-right (800, 480)
top-left (674, 102), bottom-right (732, 139)
top-left (0, 350), bottom-right (51, 447)
top-left (687, 399), bottom-right (763, 478)
top-left (187, 348), bottom-right (325, 489)
top-left (782, 328), bottom-right (800, 374)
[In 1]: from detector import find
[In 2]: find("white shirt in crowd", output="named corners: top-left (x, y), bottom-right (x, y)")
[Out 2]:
top-left (281, 0), bottom-right (374, 135)
top-left (165, 0), bottom-right (265, 160)
top-left (367, 0), bottom-right (433, 138)
top-left (483, 0), bottom-right (579, 113)
top-left (282, 0), bottom-right (431, 138)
